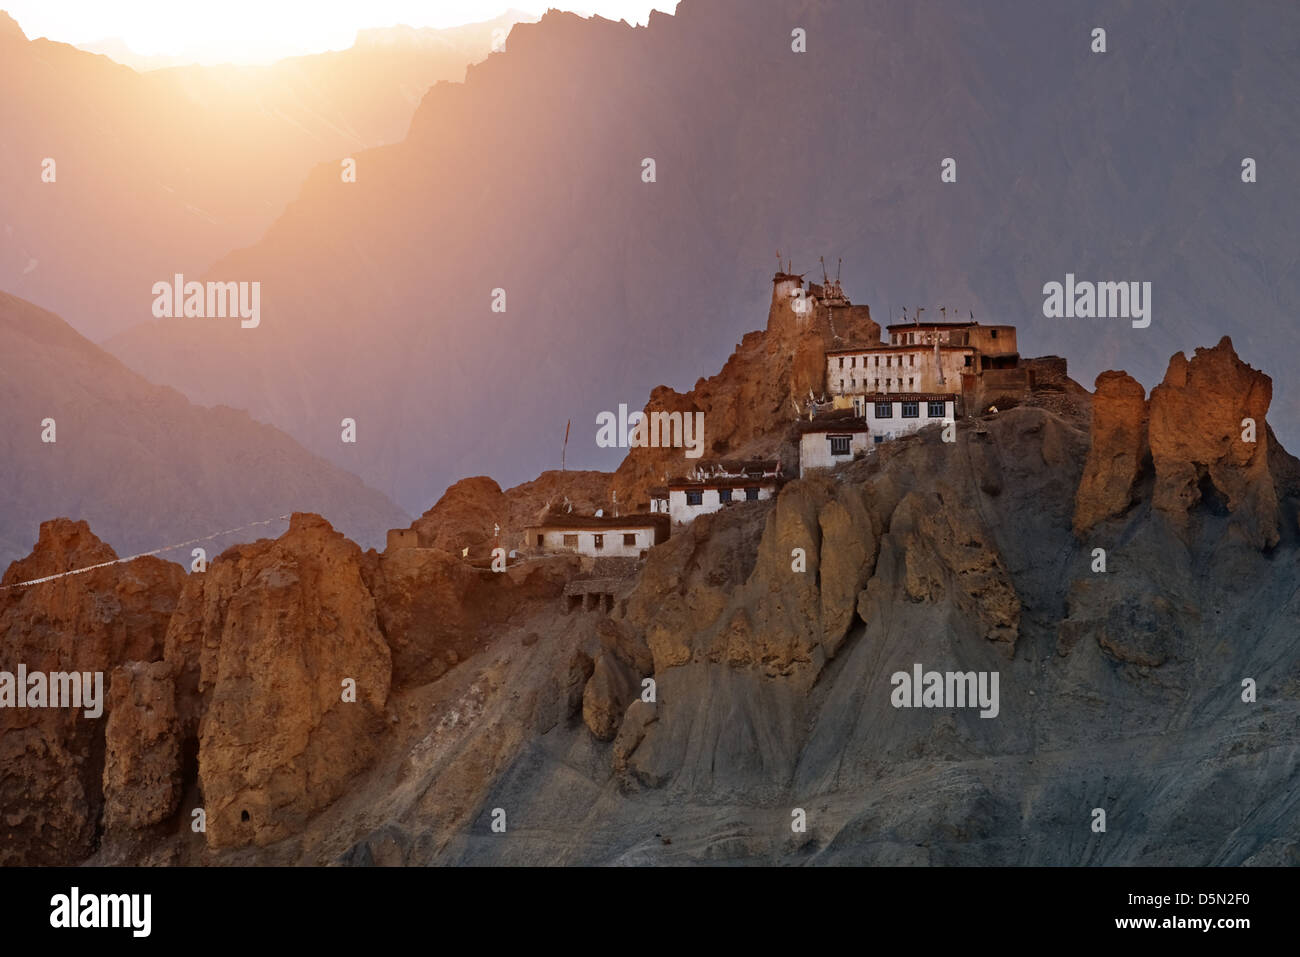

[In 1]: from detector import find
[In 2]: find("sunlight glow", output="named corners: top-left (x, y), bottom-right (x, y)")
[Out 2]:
top-left (5, 1), bottom-right (680, 65)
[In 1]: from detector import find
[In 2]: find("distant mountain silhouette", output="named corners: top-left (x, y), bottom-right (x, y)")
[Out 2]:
top-left (98, 0), bottom-right (1300, 515)
top-left (0, 8), bottom-right (532, 339)
top-left (0, 290), bottom-right (408, 568)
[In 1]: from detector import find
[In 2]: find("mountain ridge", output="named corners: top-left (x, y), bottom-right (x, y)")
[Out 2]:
top-left (103, 0), bottom-right (1300, 515)
top-left (0, 289), bottom-right (409, 568)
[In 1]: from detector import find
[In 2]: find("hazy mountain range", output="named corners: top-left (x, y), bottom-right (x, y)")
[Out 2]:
top-left (0, 291), bottom-right (408, 567)
top-left (0, 8), bottom-right (532, 340)
top-left (91, 0), bottom-right (1299, 516)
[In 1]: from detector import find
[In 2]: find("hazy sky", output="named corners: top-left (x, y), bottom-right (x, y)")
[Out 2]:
top-left (5, 1), bottom-right (680, 63)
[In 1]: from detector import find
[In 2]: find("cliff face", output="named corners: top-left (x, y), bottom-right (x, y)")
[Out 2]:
top-left (1073, 370), bottom-right (1149, 536)
top-left (164, 513), bottom-right (393, 849)
top-left (0, 511), bottom-right (578, 862)
top-left (1074, 338), bottom-right (1278, 548)
top-left (0, 520), bottom-right (184, 865)
top-left (5, 342), bottom-right (1300, 866)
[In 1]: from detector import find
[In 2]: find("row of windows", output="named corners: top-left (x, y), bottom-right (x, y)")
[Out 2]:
top-left (684, 487), bottom-right (760, 506)
top-left (873, 401), bottom-right (949, 419)
top-left (842, 377), bottom-right (917, 391)
top-left (554, 532), bottom-right (639, 548)
top-left (837, 353), bottom-right (917, 369)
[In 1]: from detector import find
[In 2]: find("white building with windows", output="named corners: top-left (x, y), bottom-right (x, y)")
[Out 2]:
top-left (825, 322), bottom-right (1020, 400)
top-left (667, 479), bottom-right (779, 524)
top-left (863, 393), bottom-right (956, 441)
top-left (523, 513), bottom-right (670, 558)
top-left (798, 415), bottom-right (872, 475)
top-left (798, 395), bottom-right (956, 476)
top-left (662, 460), bottom-right (784, 525)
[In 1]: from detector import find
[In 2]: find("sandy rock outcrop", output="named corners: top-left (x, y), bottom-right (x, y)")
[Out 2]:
top-left (102, 660), bottom-right (182, 830)
top-left (889, 486), bottom-right (1020, 648)
top-left (367, 545), bottom-right (580, 688)
top-left (1148, 338), bottom-right (1278, 548)
top-left (1073, 371), bottom-right (1149, 535)
top-left (408, 471), bottom-right (612, 560)
top-left (582, 653), bottom-right (638, 740)
top-left (367, 547), bottom-right (482, 686)
top-left (410, 476), bottom-right (508, 558)
top-left (818, 492), bottom-right (878, 657)
top-left (0, 519), bottom-right (184, 864)
top-left (163, 513), bottom-right (392, 849)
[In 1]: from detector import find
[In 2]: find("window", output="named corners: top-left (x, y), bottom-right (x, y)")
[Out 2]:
top-left (850, 356), bottom-right (856, 368)
top-left (686, 490), bottom-right (703, 506)
top-left (830, 435), bottom-right (851, 456)
top-left (745, 487), bottom-right (760, 501)
top-left (908, 377), bottom-right (914, 388)
top-left (874, 356), bottom-right (880, 367)
top-left (839, 379), bottom-right (845, 392)
top-left (928, 400), bottom-right (946, 418)
top-left (838, 357), bottom-right (844, 368)
top-left (594, 534), bottom-right (604, 549)
top-left (623, 533), bottom-right (637, 546)
top-left (853, 398), bottom-right (862, 416)
top-left (875, 401), bottom-right (893, 418)
top-left (536, 534), bottom-right (544, 546)
top-left (991, 329), bottom-right (998, 339)
top-left (909, 355), bottom-right (915, 366)
top-left (562, 534), bottom-right (578, 547)
top-left (886, 356), bottom-right (892, 367)
top-left (719, 488), bottom-right (732, 503)
top-left (964, 355), bottom-right (973, 367)
top-left (850, 378), bottom-right (855, 390)
top-left (873, 435), bottom-right (884, 444)
top-left (902, 401), bottom-right (919, 418)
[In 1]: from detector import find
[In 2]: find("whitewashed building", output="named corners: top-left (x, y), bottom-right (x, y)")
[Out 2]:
top-left (665, 459), bottom-right (783, 525)
top-left (523, 513), bottom-right (670, 559)
top-left (798, 416), bottom-right (872, 475)
top-left (797, 396), bottom-right (956, 475)
top-left (863, 394), bottom-right (955, 442)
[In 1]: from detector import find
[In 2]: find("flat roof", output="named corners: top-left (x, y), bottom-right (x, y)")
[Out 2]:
top-left (667, 477), bottom-right (783, 490)
top-left (885, 321), bottom-right (1015, 331)
top-left (525, 513), bottom-right (669, 531)
top-left (696, 458), bottom-right (780, 472)
top-left (860, 393), bottom-right (956, 402)
top-left (826, 343), bottom-right (973, 356)
top-left (796, 410), bottom-right (869, 433)
top-left (799, 422), bottom-right (871, 434)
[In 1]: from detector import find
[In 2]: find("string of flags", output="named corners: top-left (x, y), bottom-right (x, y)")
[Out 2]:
top-left (0, 514), bottom-right (292, 590)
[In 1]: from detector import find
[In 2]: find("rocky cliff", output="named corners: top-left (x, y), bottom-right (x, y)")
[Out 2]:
top-left (0, 520), bottom-right (184, 864)
top-left (4, 340), bottom-right (1299, 866)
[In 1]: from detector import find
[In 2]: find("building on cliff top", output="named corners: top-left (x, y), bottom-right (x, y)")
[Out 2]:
top-left (797, 395), bottom-right (956, 475)
top-left (522, 512), bottom-right (669, 559)
top-left (798, 412), bottom-right (871, 475)
top-left (664, 459), bottom-right (784, 525)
